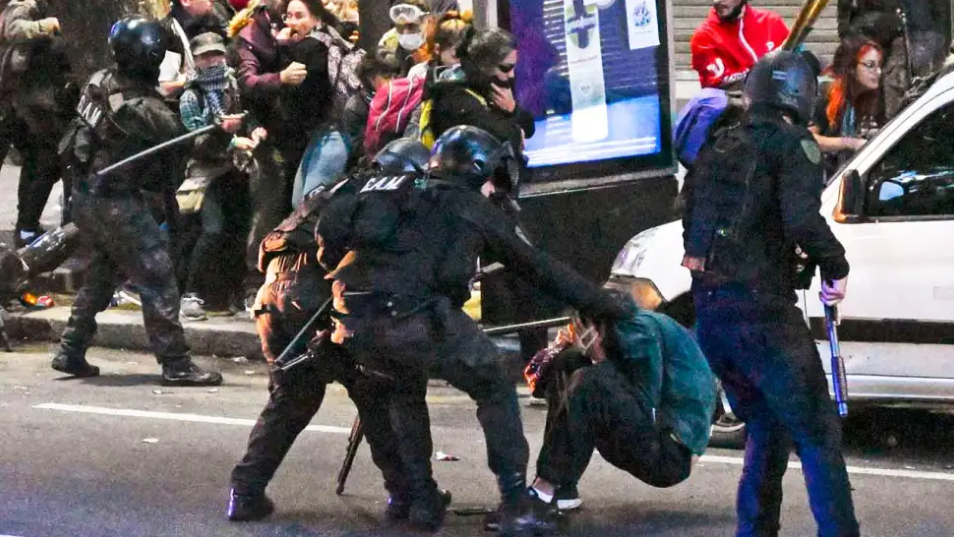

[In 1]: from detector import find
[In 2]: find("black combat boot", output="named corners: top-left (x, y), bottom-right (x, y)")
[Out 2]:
top-left (161, 360), bottom-right (223, 386)
top-left (408, 488), bottom-right (452, 532)
top-left (226, 488), bottom-right (274, 522)
top-left (50, 352), bottom-right (100, 378)
top-left (386, 488), bottom-right (452, 525)
top-left (492, 474), bottom-right (560, 537)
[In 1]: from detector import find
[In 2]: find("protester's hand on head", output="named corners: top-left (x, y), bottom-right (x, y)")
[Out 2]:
top-left (820, 276), bottom-right (848, 306)
top-left (554, 327), bottom-right (574, 348)
top-left (492, 84), bottom-right (516, 114)
top-left (219, 114), bottom-right (244, 134)
top-left (40, 17), bottom-right (61, 35)
top-left (280, 62), bottom-right (308, 85)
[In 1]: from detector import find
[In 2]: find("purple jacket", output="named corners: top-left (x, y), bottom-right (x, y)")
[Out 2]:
top-left (231, 10), bottom-right (283, 133)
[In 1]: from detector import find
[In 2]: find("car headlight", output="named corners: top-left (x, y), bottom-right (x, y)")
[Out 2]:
top-left (607, 277), bottom-right (665, 311)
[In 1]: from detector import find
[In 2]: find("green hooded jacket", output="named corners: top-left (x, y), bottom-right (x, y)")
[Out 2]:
top-left (613, 298), bottom-right (717, 455)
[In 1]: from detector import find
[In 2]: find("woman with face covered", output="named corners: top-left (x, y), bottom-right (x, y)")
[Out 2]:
top-left (810, 36), bottom-right (885, 177)
top-left (426, 27), bottom-right (535, 159)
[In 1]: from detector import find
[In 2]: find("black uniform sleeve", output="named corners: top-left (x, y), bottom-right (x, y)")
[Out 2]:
top-left (456, 194), bottom-right (628, 320)
top-left (117, 95), bottom-right (188, 144)
top-left (772, 129), bottom-right (850, 281)
top-left (836, 0), bottom-right (856, 39)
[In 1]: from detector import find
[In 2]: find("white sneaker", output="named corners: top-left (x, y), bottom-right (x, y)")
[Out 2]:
top-left (180, 294), bottom-right (208, 322)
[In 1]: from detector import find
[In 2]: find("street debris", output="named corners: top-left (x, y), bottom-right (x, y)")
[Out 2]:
top-left (232, 356), bottom-right (249, 364)
top-left (142, 438), bottom-right (159, 444)
top-left (436, 451), bottom-right (459, 462)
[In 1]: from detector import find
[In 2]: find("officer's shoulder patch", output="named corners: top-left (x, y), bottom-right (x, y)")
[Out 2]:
top-left (800, 139), bottom-right (821, 165)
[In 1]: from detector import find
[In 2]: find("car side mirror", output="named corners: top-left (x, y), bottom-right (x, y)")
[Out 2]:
top-left (835, 169), bottom-right (865, 223)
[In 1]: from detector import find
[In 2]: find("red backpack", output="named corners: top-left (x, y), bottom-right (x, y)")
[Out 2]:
top-left (364, 76), bottom-right (425, 156)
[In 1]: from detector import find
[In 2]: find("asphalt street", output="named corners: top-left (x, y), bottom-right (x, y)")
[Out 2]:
top-left (2, 345), bottom-right (954, 537)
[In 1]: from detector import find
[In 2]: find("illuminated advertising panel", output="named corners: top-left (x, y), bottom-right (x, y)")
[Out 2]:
top-left (505, 0), bottom-right (675, 189)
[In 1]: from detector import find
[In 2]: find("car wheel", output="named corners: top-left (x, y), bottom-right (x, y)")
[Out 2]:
top-left (710, 380), bottom-right (746, 449)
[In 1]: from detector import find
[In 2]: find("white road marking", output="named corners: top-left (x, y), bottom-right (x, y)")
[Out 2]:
top-left (32, 403), bottom-right (954, 482)
top-left (32, 403), bottom-right (350, 434)
top-left (700, 455), bottom-right (954, 482)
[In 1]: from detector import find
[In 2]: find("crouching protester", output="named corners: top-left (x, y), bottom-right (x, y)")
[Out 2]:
top-left (228, 139), bottom-right (439, 523)
top-left (519, 288), bottom-right (716, 523)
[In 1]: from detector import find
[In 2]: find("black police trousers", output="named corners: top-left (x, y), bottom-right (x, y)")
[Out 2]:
top-left (231, 276), bottom-right (408, 497)
top-left (343, 304), bottom-right (530, 507)
top-left (15, 127), bottom-right (64, 233)
top-left (693, 283), bottom-right (859, 537)
top-left (535, 350), bottom-right (692, 489)
top-left (58, 190), bottom-right (191, 365)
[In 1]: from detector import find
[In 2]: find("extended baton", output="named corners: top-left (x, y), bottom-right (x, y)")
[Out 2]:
top-left (275, 298), bottom-right (334, 371)
top-left (335, 415), bottom-right (364, 495)
top-left (94, 124), bottom-right (219, 178)
top-left (824, 304), bottom-right (849, 418)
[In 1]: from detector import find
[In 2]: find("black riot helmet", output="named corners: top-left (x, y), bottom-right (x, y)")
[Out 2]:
top-left (743, 50), bottom-right (818, 125)
top-left (372, 138), bottom-right (431, 173)
top-left (428, 125), bottom-right (516, 191)
top-left (108, 16), bottom-right (168, 81)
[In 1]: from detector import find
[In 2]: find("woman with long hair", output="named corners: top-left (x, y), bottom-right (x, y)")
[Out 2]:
top-left (810, 36), bottom-right (884, 175)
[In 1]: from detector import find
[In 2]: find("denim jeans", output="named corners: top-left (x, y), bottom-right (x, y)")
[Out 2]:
top-left (692, 282), bottom-right (859, 537)
top-left (291, 127), bottom-right (351, 206)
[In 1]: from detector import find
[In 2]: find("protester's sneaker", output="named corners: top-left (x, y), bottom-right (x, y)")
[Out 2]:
top-left (180, 293), bottom-right (208, 321)
top-left (555, 484), bottom-right (582, 511)
top-left (226, 489), bottom-right (274, 522)
top-left (14, 227), bottom-right (42, 248)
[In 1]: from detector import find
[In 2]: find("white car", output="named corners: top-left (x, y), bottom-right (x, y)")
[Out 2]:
top-left (609, 69), bottom-right (954, 447)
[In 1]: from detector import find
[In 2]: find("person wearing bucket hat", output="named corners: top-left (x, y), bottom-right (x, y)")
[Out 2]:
top-left (176, 31), bottom-right (262, 321)
top-left (158, 0), bottom-right (230, 98)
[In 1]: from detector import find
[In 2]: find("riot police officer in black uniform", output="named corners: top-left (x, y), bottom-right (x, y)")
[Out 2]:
top-left (316, 126), bottom-right (627, 536)
top-left (228, 139), bottom-right (444, 523)
top-left (683, 51), bottom-right (859, 537)
top-left (51, 16), bottom-right (221, 386)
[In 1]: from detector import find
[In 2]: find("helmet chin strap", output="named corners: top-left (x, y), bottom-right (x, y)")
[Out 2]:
top-left (718, 0), bottom-right (748, 23)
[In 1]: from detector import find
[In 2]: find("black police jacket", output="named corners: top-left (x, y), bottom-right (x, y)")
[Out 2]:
top-left (683, 105), bottom-right (849, 296)
top-left (317, 176), bottom-right (624, 319)
top-left (67, 70), bottom-right (187, 196)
